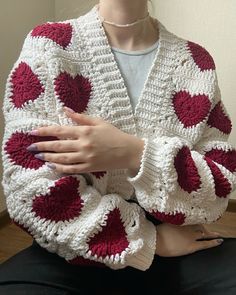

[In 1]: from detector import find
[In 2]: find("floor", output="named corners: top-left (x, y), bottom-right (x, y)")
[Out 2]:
top-left (0, 212), bottom-right (236, 264)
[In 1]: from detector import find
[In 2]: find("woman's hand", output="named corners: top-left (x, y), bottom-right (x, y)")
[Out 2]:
top-left (26, 107), bottom-right (144, 174)
top-left (155, 223), bottom-right (224, 257)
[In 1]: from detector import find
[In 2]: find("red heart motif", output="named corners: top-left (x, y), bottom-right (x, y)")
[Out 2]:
top-left (205, 148), bottom-right (236, 173)
top-left (150, 210), bottom-right (186, 225)
top-left (54, 72), bottom-right (92, 113)
top-left (10, 62), bottom-right (44, 108)
top-left (173, 90), bottom-right (211, 127)
top-left (187, 41), bottom-right (215, 71)
top-left (207, 101), bottom-right (232, 134)
top-left (32, 176), bottom-right (84, 222)
top-left (31, 23), bottom-right (73, 49)
top-left (4, 131), bottom-right (58, 170)
top-left (204, 156), bottom-right (232, 198)
top-left (88, 208), bottom-right (129, 258)
top-left (174, 146), bottom-right (201, 193)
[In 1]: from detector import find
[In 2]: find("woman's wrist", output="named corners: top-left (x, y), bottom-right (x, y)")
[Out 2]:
top-left (125, 134), bottom-right (145, 176)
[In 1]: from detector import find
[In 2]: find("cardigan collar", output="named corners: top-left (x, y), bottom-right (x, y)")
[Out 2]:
top-left (73, 4), bottom-right (180, 137)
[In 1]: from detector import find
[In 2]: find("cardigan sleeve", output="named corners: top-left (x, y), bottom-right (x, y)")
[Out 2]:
top-left (126, 73), bottom-right (236, 226)
top-left (1, 29), bottom-right (156, 271)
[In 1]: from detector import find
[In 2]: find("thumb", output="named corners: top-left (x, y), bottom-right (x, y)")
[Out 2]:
top-left (63, 107), bottom-right (101, 126)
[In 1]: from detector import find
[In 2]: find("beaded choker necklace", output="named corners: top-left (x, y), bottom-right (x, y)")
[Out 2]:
top-left (98, 7), bottom-right (150, 27)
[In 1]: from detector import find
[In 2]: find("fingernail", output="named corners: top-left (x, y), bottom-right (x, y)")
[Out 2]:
top-left (217, 239), bottom-right (224, 244)
top-left (29, 129), bottom-right (39, 135)
top-left (34, 153), bottom-right (44, 160)
top-left (64, 107), bottom-right (75, 114)
top-left (46, 162), bottom-right (56, 169)
top-left (26, 144), bottom-right (38, 151)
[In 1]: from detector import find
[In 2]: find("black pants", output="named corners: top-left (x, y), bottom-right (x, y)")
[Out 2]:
top-left (0, 238), bottom-right (236, 295)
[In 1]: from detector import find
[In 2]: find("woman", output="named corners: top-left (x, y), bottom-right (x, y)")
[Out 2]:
top-left (1, 0), bottom-right (236, 294)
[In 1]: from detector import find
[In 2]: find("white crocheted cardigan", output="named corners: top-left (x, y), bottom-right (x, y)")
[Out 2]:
top-left (1, 4), bottom-right (236, 271)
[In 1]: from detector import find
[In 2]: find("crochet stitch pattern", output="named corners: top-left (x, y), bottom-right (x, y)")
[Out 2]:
top-left (187, 41), bottom-right (216, 71)
top-left (54, 72), bottom-right (92, 113)
top-left (31, 22), bottom-right (73, 49)
top-left (10, 62), bottom-right (45, 108)
top-left (1, 4), bottom-right (236, 271)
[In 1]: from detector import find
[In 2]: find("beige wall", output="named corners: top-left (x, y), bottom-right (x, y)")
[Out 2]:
top-left (55, 0), bottom-right (96, 20)
top-left (0, 0), bottom-right (55, 212)
top-left (1, 0), bottom-right (236, 213)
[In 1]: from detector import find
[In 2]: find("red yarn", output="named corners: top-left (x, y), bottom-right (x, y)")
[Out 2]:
top-left (4, 132), bottom-right (58, 170)
top-left (204, 156), bottom-right (232, 198)
top-left (207, 101), bottom-right (232, 134)
top-left (31, 23), bottom-right (73, 49)
top-left (88, 208), bottom-right (129, 258)
top-left (32, 176), bottom-right (84, 222)
top-left (187, 41), bottom-right (216, 71)
top-left (174, 146), bottom-right (201, 193)
top-left (54, 72), bottom-right (92, 113)
top-left (173, 90), bottom-right (211, 128)
top-left (10, 62), bottom-right (44, 108)
top-left (91, 171), bottom-right (107, 178)
top-left (150, 210), bottom-right (186, 225)
top-left (205, 148), bottom-right (236, 173)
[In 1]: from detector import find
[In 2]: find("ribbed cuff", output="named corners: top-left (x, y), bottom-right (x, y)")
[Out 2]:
top-left (127, 219), bottom-right (157, 271)
top-left (126, 137), bottom-right (164, 193)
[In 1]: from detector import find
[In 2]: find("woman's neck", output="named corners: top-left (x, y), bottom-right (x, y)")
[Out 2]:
top-left (98, 0), bottom-right (159, 51)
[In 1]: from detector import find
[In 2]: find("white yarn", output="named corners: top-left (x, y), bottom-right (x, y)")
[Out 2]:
top-left (1, 4), bottom-right (236, 271)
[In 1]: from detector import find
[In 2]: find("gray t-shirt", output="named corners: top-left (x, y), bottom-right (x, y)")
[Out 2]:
top-left (111, 40), bottom-right (159, 201)
top-left (111, 39), bottom-right (159, 112)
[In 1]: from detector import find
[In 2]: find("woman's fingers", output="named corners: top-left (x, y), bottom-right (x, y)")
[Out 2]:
top-left (29, 125), bottom-right (81, 138)
top-left (193, 224), bottom-right (221, 239)
top-left (206, 231), bottom-right (222, 238)
top-left (28, 140), bottom-right (79, 152)
top-left (190, 238), bottom-right (224, 254)
top-left (209, 231), bottom-right (221, 235)
top-left (36, 152), bottom-right (84, 164)
top-left (198, 239), bottom-right (224, 250)
top-left (46, 162), bottom-right (92, 174)
top-left (194, 228), bottom-right (222, 240)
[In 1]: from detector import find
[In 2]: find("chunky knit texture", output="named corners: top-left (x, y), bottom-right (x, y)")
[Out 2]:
top-left (1, 4), bottom-right (236, 271)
